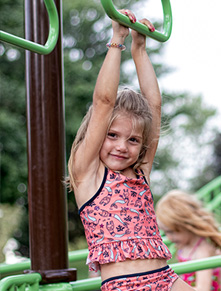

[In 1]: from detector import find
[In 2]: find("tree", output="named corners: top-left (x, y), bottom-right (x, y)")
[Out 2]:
top-left (190, 131), bottom-right (221, 190)
top-left (0, 0), bottom-right (27, 204)
top-left (0, 0), bottom-right (28, 260)
top-left (153, 92), bottom-right (216, 196)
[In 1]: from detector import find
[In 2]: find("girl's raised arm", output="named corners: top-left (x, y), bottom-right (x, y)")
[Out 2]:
top-left (71, 13), bottom-right (133, 183)
top-left (131, 19), bottom-right (161, 179)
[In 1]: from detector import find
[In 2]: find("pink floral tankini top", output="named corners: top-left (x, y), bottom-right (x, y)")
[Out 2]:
top-left (79, 167), bottom-right (172, 272)
top-left (178, 238), bottom-right (221, 290)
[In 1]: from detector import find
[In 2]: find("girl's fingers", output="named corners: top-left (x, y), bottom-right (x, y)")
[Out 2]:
top-left (118, 9), bottom-right (136, 23)
top-left (117, 10), bottom-right (155, 31)
top-left (139, 18), bottom-right (155, 32)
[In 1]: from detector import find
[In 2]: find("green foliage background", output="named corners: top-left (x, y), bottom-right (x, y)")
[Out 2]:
top-left (0, 0), bottom-right (220, 263)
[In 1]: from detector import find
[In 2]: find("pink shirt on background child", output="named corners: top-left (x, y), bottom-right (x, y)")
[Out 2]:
top-left (177, 238), bottom-right (221, 290)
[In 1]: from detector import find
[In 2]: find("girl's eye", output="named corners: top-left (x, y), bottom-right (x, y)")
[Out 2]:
top-left (107, 132), bottom-right (116, 138)
top-left (129, 137), bottom-right (138, 143)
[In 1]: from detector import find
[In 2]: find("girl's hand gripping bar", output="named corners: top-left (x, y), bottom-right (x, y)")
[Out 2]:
top-left (100, 0), bottom-right (172, 42)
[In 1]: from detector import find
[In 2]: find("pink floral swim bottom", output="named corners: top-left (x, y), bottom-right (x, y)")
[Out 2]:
top-left (101, 265), bottom-right (179, 291)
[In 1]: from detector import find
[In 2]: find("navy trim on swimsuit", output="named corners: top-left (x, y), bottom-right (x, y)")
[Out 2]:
top-left (101, 265), bottom-right (170, 285)
top-left (140, 168), bottom-right (148, 185)
top-left (78, 167), bottom-right (108, 214)
top-left (139, 168), bottom-right (154, 200)
top-left (142, 174), bottom-right (149, 185)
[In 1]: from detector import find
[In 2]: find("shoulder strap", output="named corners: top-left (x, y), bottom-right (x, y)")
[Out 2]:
top-left (189, 237), bottom-right (204, 258)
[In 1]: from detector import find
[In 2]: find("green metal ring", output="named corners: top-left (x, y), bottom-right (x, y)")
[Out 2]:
top-left (0, 0), bottom-right (59, 55)
top-left (100, 0), bottom-right (172, 42)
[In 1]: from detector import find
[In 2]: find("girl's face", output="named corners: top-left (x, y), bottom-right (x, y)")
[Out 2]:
top-left (158, 221), bottom-right (194, 248)
top-left (100, 115), bottom-right (143, 172)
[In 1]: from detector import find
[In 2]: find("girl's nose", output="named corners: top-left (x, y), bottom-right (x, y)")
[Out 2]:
top-left (116, 140), bottom-right (127, 152)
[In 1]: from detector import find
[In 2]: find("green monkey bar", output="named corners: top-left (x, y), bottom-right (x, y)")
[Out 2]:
top-left (0, 255), bottom-right (220, 291)
top-left (0, 0), bottom-right (59, 54)
top-left (100, 0), bottom-right (172, 42)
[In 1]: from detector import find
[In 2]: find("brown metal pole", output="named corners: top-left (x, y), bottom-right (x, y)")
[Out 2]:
top-left (24, 0), bottom-right (76, 284)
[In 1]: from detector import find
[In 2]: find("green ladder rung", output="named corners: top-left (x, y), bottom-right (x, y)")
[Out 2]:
top-left (206, 192), bottom-right (221, 211)
top-left (196, 176), bottom-right (221, 200)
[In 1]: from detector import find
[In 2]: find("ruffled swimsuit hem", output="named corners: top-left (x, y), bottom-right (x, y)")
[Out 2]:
top-left (86, 238), bottom-right (172, 272)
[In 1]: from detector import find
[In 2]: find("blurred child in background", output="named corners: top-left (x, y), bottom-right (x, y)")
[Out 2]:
top-left (156, 189), bottom-right (221, 291)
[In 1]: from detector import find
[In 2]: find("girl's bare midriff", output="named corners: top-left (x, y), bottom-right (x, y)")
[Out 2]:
top-left (100, 257), bottom-right (168, 281)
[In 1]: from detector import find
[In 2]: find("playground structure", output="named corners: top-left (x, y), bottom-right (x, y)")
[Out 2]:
top-left (0, 0), bottom-right (220, 290)
top-left (0, 176), bottom-right (221, 290)
top-left (0, 0), bottom-right (172, 51)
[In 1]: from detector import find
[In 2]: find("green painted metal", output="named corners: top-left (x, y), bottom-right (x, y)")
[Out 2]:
top-left (0, 260), bottom-right (31, 276)
top-left (68, 249), bottom-right (89, 262)
top-left (71, 277), bottom-right (102, 291)
top-left (38, 283), bottom-right (73, 291)
top-left (0, 273), bottom-right (74, 291)
top-left (100, 0), bottom-right (172, 42)
top-left (172, 255), bottom-right (221, 275)
top-left (0, 256), bottom-right (220, 290)
top-left (207, 192), bottom-right (221, 211)
top-left (0, 273), bottom-right (42, 291)
top-left (69, 255), bottom-right (221, 290)
top-left (196, 176), bottom-right (221, 221)
top-left (0, 0), bottom-right (59, 54)
top-left (197, 176), bottom-right (221, 201)
top-left (0, 249), bottom-right (89, 277)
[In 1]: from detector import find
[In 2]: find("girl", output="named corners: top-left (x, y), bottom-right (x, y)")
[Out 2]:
top-left (68, 9), bottom-right (194, 291)
top-left (156, 189), bottom-right (221, 291)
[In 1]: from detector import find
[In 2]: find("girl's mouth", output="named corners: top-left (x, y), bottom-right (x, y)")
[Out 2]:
top-left (111, 154), bottom-right (127, 160)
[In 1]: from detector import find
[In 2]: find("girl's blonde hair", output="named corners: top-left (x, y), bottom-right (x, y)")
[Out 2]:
top-left (67, 88), bottom-right (152, 190)
top-left (156, 190), bottom-right (221, 248)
